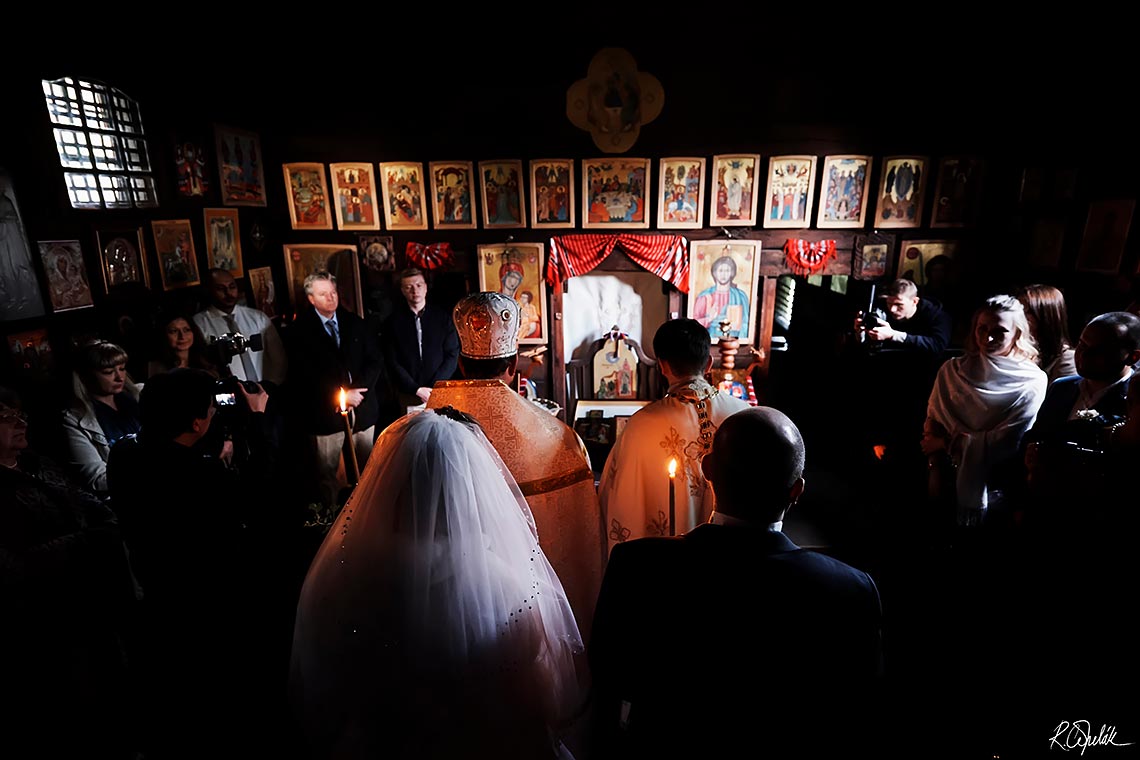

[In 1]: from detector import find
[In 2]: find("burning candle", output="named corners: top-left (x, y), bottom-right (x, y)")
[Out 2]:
top-left (667, 457), bottom-right (678, 536)
top-left (339, 387), bottom-right (360, 485)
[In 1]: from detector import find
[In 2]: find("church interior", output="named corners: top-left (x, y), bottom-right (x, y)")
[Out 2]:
top-left (3, 35), bottom-right (1139, 758)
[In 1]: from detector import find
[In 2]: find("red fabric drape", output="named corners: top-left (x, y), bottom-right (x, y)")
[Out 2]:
top-left (783, 239), bottom-right (836, 276)
top-left (405, 242), bottom-right (453, 271)
top-left (546, 234), bottom-right (690, 292)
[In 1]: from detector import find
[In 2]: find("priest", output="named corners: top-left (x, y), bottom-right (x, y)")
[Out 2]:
top-left (427, 292), bottom-right (605, 637)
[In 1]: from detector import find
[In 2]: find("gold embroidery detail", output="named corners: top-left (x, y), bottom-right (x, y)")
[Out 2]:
top-left (518, 467), bottom-right (594, 497)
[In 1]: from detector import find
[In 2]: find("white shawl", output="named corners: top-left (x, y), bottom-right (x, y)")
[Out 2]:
top-left (926, 353), bottom-right (1047, 521)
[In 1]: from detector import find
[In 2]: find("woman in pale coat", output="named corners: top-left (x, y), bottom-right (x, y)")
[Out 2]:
top-left (62, 340), bottom-right (141, 494)
top-left (921, 295), bottom-right (1047, 527)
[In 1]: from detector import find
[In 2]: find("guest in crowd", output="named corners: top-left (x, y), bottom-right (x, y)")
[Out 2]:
top-left (382, 267), bottom-right (459, 410)
top-left (287, 271), bottom-right (388, 508)
top-left (598, 318), bottom-right (749, 552)
top-left (147, 308), bottom-right (218, 377)
top-left (193, 268), bottom-right (287, 386)
top-left (427, 291), bottom-right (603, 639)
top-left (61, 339), bottom-right (141, 495)
top-left (291, 408), bottom-right (585, 759)
top-left (1024, 311), bottom-right (1140, 533)
top-left (922, 295), bottom-right (1047, 529)
top-left (106, 368), bottom-right (273, 757)
top-left (590, 406), bottom-right (882, 758)
top-left (1, 386), bottom-right (138, 756)
top-left (1015, 283), bottom-right (1077, 382)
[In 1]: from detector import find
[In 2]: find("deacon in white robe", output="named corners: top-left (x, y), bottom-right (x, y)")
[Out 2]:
top-left (598, 318), bottom-right (750, 553)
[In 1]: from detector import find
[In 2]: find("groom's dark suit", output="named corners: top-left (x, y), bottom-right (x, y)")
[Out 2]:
top-left (1027, 375), bottom-right (1129, 446)
top-left (589, 523), bottom-right (881, 757)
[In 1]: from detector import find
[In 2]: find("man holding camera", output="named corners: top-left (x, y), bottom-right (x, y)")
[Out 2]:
top-left (849, 279), bottom-right (955, 498)
top-left (854, 278), bottom-right (952, 356)
top-left (106, 368), bottom-right (275, 756)
top-left (193, 268), bottom-right (288, 385)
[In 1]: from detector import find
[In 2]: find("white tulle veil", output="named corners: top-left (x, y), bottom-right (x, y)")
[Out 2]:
top-left (291, 409), bottom-right (584, 757)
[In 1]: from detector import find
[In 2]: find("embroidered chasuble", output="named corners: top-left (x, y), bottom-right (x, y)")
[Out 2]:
top-left (427, 379), bottom-right (605, 637)
top-left (598, 378), bottom-right (750, 553)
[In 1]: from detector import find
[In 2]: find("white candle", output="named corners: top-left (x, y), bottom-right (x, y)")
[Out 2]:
top-left (668, 457), bottom-right (678, 536)
top-left (338, 387), bottom-right (360, 484)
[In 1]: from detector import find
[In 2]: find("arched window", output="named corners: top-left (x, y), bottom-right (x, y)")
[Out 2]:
top-left (41, 77), bottom-right (158, 209)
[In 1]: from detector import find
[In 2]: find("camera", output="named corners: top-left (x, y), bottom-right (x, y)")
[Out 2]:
top-left (860, 308), bottom-right (888, 331)
top-left (215, 378), bottom-right (238, 407)
top-left (856, 306), bottom-right (889, 349)
top-left (208, 331), bottom-right (264, 363)
top-left (214, 377), bottom-right (259, 407)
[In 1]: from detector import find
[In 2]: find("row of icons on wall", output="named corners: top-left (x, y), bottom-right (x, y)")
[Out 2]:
top-left (180, 135), bottom-right (982, 232)
top-left (268, 155), bottom-right (982, 233)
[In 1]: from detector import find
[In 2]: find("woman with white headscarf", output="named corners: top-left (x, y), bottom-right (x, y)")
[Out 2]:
top-left (291, 407), bottom-right (585, 759)
top-left (922, 295), bottom-right (1047, 527)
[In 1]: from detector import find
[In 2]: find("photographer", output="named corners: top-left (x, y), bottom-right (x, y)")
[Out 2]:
top-left (854, 278), bottom-right (952, 356)
top-left (193, 268), bottom-right (287, 386)
top-left (846, 280), bottom-right (956, 507)
top-left (105, 368), bottom-right (275, 755)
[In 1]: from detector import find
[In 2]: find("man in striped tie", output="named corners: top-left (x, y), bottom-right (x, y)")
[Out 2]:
top-left (287, 271), bottom-right (389, 507)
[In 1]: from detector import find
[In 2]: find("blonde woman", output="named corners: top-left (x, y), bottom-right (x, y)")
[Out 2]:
top-left (921, 295), bottom-right (1047, 526)
top-left (62, 340), bottom-right (141, 494)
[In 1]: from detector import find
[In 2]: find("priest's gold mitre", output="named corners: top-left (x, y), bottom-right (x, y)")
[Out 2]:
top-left (452, 291), bottom-right (520, 359)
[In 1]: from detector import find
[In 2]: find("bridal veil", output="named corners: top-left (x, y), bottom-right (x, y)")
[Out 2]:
top-left (291, 409), bottom-right (584, 758)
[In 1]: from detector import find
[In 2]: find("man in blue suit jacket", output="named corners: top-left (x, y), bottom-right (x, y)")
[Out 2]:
top-left (1025, 311), bottom-right (1140, 532)
top-left (382, 267), bottom-right (459, 410)
top-left (589, 407), bottom-right (882, 758)
top-left (1028, 311), bottom-right (1140, 444)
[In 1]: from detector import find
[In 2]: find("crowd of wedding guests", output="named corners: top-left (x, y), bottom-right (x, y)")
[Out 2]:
top-left (3, 268), bottom-right (1139, 758)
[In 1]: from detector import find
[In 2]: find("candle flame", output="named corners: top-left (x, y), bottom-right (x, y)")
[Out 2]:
top-left (668, 457), bottom-right (678, 478)
top-left (338, 387), bottom-right (347, 413)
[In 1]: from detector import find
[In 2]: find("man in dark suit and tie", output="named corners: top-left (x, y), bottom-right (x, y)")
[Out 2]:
top-left (382, 267), bottom-right (460, 410)
top-left (589, 406), bottom-right (882, 758)
top-left (287, 271), bottom-right (387, 507)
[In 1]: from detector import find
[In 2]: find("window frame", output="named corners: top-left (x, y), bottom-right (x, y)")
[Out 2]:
top-left (41, 76), bottom-right (158, 210)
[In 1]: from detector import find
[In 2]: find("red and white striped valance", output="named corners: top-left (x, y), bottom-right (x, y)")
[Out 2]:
top-left (546, 234), bottom-right (690, 293)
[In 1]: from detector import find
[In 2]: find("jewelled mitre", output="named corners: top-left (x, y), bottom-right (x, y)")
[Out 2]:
top-left (453, 291), bottom-right (520, 359)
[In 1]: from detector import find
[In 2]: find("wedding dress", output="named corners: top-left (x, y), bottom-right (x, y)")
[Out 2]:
top-left (291, 409), bottom-right (585, 759)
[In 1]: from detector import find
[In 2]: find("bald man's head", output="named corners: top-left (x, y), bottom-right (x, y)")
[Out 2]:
top-left (701, 407), bottom-right (806, 521)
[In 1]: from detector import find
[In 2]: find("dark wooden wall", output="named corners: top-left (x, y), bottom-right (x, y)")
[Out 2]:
top-left (4, 39), bottom-right (1139, 399)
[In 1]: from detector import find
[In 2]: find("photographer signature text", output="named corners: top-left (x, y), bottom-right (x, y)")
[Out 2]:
top-left (1050, 721), bottom-right (1132, 753)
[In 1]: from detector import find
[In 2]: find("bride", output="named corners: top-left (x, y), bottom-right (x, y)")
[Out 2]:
top-left (291, 408), bottom-right (585, 759)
